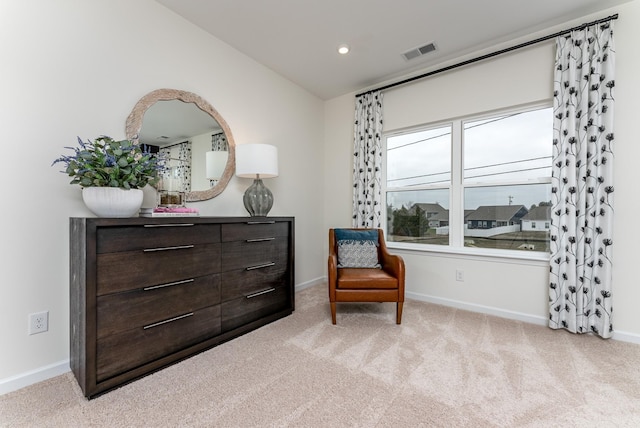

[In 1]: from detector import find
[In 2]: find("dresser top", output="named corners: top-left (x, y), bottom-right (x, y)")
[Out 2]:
top-left (70, 216), bottom-right (294, 227)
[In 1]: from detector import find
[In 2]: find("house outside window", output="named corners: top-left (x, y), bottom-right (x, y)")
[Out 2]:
top-left (384, 104), bottom-right (552, 255)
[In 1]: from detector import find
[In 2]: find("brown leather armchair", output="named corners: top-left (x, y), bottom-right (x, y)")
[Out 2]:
top-left (328, 228), bottom-right (405, 324)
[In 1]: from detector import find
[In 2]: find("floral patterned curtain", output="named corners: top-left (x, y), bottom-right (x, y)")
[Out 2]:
top-left (353, 91), bottom-right (383, 228)
top-left (177, 142), bottom-right (192, 192)
top-left (159, 141), bottom-right (192, 192)
top-left (549, 20), bottom-right (615, 339)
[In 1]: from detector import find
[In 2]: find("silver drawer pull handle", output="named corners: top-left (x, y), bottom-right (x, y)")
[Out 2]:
top-left (246, 288), bottom-right (276, 299)
top-left (246, 237), bottom-right (275, 242)
top-left (246, 262), bottom-right (275, 271)
top-left (143, 312), bottom-right (194, 330)
top-left (143, 279), bottom-right (194, 291)
top-left (247, 221), bottom-right (276, 224)
top-left (143, 244), bottom-right (194, 252)
top-left (144, 223), bottom-right (195, 227)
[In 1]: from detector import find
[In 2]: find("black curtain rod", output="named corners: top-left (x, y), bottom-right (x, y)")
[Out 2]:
top-left (153, 140), bottom-right (189, 150)
top-left (355, 13), bottom-right (619, 98)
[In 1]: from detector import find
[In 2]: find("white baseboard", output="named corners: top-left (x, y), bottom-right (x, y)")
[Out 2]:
top-left (406, 290), bottom-right (548, 326)
top-left (406, 290), bottom-right (640, 344)
top-left (0, 360), bottom-right (70, 396)
top-left (295, 277), bottom-right (325, 292)
top-left (611, 329), bottom-right (640, 344)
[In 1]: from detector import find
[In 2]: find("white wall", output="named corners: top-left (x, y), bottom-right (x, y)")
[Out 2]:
top-left (0, 0), bottom-right (325, 389)
top-left (324, 1), bottom-right (640, 340)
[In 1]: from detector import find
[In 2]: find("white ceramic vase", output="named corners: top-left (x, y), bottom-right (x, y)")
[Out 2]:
top-left (82, 187), bottom-right (144, 218)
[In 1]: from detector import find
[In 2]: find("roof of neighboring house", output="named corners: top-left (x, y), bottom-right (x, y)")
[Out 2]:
top-left (466, 205), bottom-right (527, 221)
top-left (407, 203), bottom-right (447, 216)
top-left (428, 210), bottom-right (449, 221)
top-left (521, 205), bottom-right (551, 221)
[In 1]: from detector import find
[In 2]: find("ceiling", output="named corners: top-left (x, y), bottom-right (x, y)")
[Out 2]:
top-left (138, 99), bottom-right (222, 146)
top-left (155, 0), bottom-right (630, 100)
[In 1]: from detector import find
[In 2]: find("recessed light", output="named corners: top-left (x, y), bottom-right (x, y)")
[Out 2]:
top-left (337, 44), bottom-right (350, 55)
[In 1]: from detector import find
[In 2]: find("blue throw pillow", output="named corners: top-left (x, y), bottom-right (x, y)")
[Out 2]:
top-left (335, 229), bottom-right (380, 268)
top-left (334, 229), bottom-right (379, 242)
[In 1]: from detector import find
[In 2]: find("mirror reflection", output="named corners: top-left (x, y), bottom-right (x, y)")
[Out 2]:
top-left (126, 89), bottom-right (235, 202)
top-left (139, 100), bottom-right (227, 193)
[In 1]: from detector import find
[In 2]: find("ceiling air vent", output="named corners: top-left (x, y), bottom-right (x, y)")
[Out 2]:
top-left (402, 42), bottom-right (437, 61)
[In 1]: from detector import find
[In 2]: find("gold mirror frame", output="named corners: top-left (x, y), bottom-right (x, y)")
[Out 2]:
top-left (125, 88), bottom-right (235, 202)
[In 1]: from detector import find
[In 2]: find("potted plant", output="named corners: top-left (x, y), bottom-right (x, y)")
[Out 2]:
top-left (52, 136), bottom-right (162, 217)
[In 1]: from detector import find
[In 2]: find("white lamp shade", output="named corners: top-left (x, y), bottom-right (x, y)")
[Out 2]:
top-left (235, 144), bottom-right (279, 178)
top-left (206, 150), bottom-right (228, 180)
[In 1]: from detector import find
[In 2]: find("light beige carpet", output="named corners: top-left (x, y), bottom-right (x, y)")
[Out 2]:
top-left (2, 284), bottom-right (640, 427)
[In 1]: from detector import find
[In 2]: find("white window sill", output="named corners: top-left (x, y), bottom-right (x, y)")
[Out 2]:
top-left (386, 241), bottom-right (550, 266)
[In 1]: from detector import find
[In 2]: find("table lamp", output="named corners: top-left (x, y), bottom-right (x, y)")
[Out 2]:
top-left (235, 144), bottom-right (278, 216)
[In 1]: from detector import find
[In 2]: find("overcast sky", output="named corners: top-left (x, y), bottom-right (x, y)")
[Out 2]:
top-left (385, 107), bottom-right (552, 211)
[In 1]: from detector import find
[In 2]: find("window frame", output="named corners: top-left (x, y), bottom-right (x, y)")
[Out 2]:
top-left (382, 101), bottom-right (552, 261)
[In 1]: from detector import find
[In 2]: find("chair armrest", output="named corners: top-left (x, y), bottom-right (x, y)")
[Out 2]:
top-left (328, 253), bottom-right (338, 300)
top-left (378, 230), bottom-right (404, 292)
top-left (380, 250), bottom-right (405, 299)
top-left (380, 251), bottom-right (403, 278)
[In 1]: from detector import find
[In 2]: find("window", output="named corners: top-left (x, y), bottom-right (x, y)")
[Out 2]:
top-left (386, 125), bottom-right (451, 246)
top-left (384, 105), bottom-right (552, 254)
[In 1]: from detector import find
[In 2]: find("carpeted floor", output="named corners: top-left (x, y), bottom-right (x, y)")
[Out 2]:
top-left (2, 283), bottom-right (640, 427)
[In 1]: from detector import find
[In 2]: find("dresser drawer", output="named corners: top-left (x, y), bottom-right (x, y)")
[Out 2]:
top-left (220, 221), bottom-right (289, 242)
top-left (97, 224), bottom-right (221, 254)
top-left (97, 243), bottom-right (221, 296)
top-left (96, 304), bottom-right (221, 382)
top-left (97, 273), bottom-right (221, 339)
top-left (221, 237), bottom-right (288, 272)
top-left (221, 285), bottom-right (290, 332)
top-left (221, 265), bottom-right (287, 302)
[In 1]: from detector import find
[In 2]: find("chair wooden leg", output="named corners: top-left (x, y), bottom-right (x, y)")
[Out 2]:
top-left (330, 302), bottom-right (337, 324)
top-left (396, 302), bottom-right (404, 324)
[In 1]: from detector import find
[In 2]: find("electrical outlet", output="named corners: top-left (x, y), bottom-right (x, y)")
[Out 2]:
top-left (455, 269), bottom-right (464, 282)
top-left (29, 311), bottom-right (49, 335)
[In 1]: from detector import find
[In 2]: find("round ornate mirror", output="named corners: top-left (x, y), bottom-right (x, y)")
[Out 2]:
top-left (126, 88), bottom-right (235, 202)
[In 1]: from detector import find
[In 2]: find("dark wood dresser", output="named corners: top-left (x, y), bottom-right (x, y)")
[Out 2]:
top-left (69, 216), bottom-right (294, 398)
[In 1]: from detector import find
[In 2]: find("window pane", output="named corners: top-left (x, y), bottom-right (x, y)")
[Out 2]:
top-left (386, 190), bottom-right (449, 245)
top-left (464, 184), bottom-right (551, 252)
top-left (387, 125), bottom-right (451, 187)
top-left (464, 108), bottom-right (552, 183)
